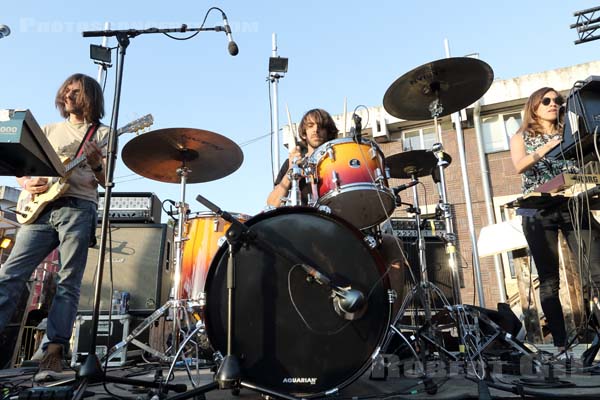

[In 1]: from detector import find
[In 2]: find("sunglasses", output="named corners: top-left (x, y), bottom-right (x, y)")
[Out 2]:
top-left (541, 96), bottom-right (564, 106)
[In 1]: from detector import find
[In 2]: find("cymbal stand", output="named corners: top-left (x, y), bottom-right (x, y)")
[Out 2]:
top-left (431, 142), bottom-right (462, 306)
top-left (99, 163), bottom-right (208, 385)
top-left (429, 142), bottom-right (535, 378)
top-left (382, 173), bottom-right (458, 377)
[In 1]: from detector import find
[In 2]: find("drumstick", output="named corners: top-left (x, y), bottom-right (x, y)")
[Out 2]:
top-left (285, 103), bottom-right (299, 149)
top-left (343, 97), bottom-right (348, 138)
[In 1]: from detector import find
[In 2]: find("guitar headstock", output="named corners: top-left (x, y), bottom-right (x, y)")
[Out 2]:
top-left (117, 114), bottom-right (154, 136)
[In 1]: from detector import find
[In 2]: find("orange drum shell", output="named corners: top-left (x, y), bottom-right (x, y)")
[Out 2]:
top-left (311, 139), bottom-right (395, 228)
top-left (180, 212), bottom-right (250, 301)
top-left (315, 140), bottom-right (388, 197)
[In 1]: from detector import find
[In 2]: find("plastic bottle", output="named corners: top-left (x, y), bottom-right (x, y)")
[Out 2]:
top-left (111, 290), bottom-right (121, 315)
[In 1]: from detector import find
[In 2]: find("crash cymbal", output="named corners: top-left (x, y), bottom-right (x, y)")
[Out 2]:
top-left (122, 128), bottom-right (243, 183)
top-left (383, 57), bottom-right (494, 121)
top-left (386, 150), bottom-right (450, 179)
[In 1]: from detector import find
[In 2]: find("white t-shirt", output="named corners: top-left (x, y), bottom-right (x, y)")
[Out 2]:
top-left (43, 120), bottom-right (109, 204)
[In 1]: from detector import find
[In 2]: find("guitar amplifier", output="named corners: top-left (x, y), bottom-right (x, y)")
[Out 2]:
top-left (98, 192), bottom-right (162, 223)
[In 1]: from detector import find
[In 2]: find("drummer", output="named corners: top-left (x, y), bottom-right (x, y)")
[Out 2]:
top-left (266, 108), bottom-right (407, 277)
top-left (267, 108), bottom-right (337, 207)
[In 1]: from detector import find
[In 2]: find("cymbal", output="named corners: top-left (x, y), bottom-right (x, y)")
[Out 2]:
top-left (383, 57), bottom-right (494, 121)
top-left (122, 128), bottom-right (243, 183)
top-left (386, 150), bottom-right (451, 179)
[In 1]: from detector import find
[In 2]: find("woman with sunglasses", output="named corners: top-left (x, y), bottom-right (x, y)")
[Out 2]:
top-left (510, 87), bottom-right (600, 357)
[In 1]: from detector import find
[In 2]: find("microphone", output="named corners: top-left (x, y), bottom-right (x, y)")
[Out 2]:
top-left (332, 287), bottom-right (366, 314)
top-left (300, 264), bottom-right (367, 319)
top-left (0, 24), bottom-right (10, 39)
top-left (351, 113), bottom-right (362, 142)
top-left (221, 12), bottom-right (239, 56)
top-left (392, 180), bottom-right (418, 195)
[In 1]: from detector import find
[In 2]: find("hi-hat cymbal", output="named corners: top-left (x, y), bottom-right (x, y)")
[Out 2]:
top-left (386, 150), bottom-right (451, 179)
top-left (122, 128), bottom-right (243, 183)
top-left (383, 57), bottom-right (494, 121)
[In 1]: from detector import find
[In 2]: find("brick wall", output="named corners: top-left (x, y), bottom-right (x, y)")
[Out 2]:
top-left (381, 126), bottom-right (522, 308)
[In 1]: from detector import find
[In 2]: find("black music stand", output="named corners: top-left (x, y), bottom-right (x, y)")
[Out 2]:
top-left (0, 109), bottom-right (65, 177)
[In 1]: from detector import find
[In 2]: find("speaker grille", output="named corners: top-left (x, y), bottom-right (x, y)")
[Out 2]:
top-left (400, 237), bottom-right (455, 306)
top-left (78, 224), bottom-right (172, 315)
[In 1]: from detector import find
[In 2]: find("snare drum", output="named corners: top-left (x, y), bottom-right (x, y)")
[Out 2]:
top-left (180, 211), bottom-right (250, 306)
top-left (309, 137), bottom-right (394, 229)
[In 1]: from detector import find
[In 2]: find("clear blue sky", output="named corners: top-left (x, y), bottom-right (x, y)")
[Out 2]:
top-left (1, 1), bottom-right (598, 217)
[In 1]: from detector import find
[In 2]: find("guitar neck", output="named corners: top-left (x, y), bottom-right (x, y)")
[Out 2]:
top-left (60, 114), bottom-right (153, 174)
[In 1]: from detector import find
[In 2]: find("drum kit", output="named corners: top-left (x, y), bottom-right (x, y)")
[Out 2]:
top-left (101, 57), bottom-right (522, 399)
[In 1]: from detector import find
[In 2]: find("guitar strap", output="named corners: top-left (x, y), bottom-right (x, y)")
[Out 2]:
top-left (74, 123), bottom-right (100, 158)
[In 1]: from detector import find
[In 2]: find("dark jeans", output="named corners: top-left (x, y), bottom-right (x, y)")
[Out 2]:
top-left (0, 197), bottom-right (97, 352)
top-left (522, 207), bottom-right (600, 347)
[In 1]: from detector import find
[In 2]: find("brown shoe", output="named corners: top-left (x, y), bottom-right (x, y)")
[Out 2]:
top-left (34, 343), bottom-right (65, 382)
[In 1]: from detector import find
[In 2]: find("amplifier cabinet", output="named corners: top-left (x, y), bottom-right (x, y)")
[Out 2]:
top-left (397, 236), bottom-right (456, 306)
top-left (78, 223), bottom-right (172, 315)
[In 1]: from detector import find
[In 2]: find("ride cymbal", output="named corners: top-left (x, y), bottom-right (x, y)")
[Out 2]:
top-left (122, 128), bottom-right (243, 183)
top-left (383, 57), bottom-right (494, 121)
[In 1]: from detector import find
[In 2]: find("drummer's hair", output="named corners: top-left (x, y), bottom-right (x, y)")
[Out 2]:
top-left (516, 87), bottom-right (563, 137)
top-left (298, 108), bottom-right (339, 146)
top-left (55, 73), bottom-right (105, 123)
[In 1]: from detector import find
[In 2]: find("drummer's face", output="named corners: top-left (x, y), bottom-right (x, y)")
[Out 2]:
top-left (304, 117), bottom-right (328, 150)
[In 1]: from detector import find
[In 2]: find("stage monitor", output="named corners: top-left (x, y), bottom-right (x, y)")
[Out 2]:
top-left (0, 109), bottom-right (65, 177)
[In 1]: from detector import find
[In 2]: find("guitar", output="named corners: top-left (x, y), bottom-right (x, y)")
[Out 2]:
top-left (15, 114), bottom-right (154, 224)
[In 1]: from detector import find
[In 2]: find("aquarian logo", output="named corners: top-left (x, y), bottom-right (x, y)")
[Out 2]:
top-left (282, 377), bottom-right (317, 385)
top-left (0, 126), bottom-right (18, 134)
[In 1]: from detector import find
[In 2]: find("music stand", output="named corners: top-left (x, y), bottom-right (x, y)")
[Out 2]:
top-left (0, 109), bottom-right (65, 177)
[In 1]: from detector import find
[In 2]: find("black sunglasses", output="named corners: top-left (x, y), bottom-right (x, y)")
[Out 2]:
top-left (541, 96), bottom-right (564, 106)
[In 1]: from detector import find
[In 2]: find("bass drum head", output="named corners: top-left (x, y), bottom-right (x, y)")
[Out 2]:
top-left (205, 207), bottom-right (390, 396)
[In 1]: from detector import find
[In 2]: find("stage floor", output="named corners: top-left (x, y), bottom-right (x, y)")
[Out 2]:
top-left (2, 354), bottom-right (600, 400)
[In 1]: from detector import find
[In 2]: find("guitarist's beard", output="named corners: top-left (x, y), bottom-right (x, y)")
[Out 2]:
top-left (65, 103), bottom-right (84, 118)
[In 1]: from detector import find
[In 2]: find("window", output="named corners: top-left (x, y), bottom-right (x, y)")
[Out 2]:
top-left (481, 112), bottom-right (522, 153)
top-left (402, 126), bottom-right (437, 151)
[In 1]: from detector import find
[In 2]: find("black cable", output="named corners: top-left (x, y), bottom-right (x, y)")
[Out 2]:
top-left (162, 7), bottom-right (222, 41)
top-left (475, 375), bottom-right (600, 399)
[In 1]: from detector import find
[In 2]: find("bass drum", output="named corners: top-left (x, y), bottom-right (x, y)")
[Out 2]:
top-left (204, 207), bottom-right (390, 396)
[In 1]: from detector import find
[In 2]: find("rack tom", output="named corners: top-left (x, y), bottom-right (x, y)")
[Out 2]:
top-left (309, 137), bottom-right (394, 228)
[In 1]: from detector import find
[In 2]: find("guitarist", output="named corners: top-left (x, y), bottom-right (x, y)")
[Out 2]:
top-left (0, 73), bottom-right (108, 379)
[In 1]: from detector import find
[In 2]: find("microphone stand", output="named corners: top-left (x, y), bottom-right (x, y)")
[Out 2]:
top-left (191, 194), bottom-right (299, 400)
top-left (73, 25), bottom-right (227, 400)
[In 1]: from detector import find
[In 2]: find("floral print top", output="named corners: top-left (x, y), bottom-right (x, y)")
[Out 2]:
top-left (521, 131), bottom-right (579, 194)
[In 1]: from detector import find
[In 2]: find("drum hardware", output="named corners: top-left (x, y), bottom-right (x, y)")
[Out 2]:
top-left (96, 127), bottom-right (244, 389)
top-left (285, 157), bottom-right (304, 207)
top-left (382, 149), bottom-right (460, 384)
top-left (381, 58), bottom-right (528, 381)
top-left (431, 143), bottom-right (462, 306)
